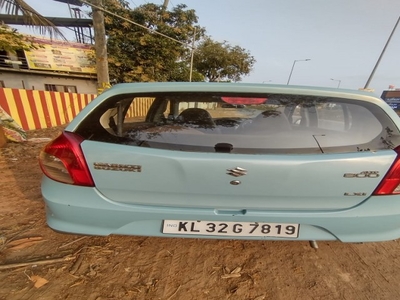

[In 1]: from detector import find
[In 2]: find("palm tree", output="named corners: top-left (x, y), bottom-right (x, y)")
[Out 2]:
top-left (0, 0), bottom-right (65, 39)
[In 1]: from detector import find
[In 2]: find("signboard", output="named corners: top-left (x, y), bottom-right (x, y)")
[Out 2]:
top-left (381, 90), bottom-right (400, 110)
top-left (24, 37), bottom-right (96, 74)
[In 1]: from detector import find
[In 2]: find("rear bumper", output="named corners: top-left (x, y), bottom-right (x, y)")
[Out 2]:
top-left (41, 177), bottom-right (400, 242)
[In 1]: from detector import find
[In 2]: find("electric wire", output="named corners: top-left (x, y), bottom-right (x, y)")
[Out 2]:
top-left (79, 0), bottom-right (192, 48)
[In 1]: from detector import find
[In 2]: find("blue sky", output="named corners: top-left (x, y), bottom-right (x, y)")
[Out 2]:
top-left (9, 0), bottom-right (400, 96)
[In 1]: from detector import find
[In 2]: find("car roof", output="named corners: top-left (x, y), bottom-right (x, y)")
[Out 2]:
top-left (104, 82), bottom-right (377, 98)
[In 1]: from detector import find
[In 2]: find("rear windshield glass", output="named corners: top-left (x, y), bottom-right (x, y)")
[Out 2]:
top-left (75, 92), bottom-right (400, 154)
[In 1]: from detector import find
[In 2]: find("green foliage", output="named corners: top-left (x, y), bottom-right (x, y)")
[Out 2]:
top-left (104, 0), bottom-right (205, 82)
top-left (0, 25), bottom-right (38, 53)
top-left (193, 37), bottom-right (256, 82)
top-left (168, 61), bottom-right (204, 82)
top-left (100, 1), bottom-right (255, 83)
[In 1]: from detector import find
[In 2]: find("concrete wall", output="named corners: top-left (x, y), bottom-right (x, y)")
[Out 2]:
top-left (0, 87), bottom-right (156, 131)
top-left (0, 88), bottom-right (96, 130)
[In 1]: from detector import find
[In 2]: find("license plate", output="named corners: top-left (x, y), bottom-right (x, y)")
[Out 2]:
top-left (163, 220), bottom-right (299, 238)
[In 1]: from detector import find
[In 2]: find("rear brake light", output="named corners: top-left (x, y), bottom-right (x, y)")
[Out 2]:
top-left (39, 132), bottom-right (94, 187)
top-left (373, 146), bottom-right (400, 195)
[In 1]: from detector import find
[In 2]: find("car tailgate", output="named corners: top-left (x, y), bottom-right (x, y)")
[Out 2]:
top-left (81, 141), bottom-right (396, 211)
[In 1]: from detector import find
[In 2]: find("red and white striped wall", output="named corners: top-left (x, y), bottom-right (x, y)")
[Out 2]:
top-left (0, 88), bottom-right (96, 130)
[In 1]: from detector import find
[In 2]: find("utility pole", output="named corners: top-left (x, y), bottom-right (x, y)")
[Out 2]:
top-left (364, 15), bottom-right (400, 89)
top-left (189, 27), bottom-right (196, 82)
top-left (82, 0), bottom-right (194, 83)
top-left (162, 0), bottom-right (169, 10)
top-left (90, 0), bottom-right (110, 94)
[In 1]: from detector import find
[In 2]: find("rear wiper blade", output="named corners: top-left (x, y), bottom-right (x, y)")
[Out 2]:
top-left (312, 134), bottom-right (326, 153)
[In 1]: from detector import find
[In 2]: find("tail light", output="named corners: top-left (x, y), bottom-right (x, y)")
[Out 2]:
top-left (39, 131), bottom-right (94, 187)
top-left (373, 146), bottom-right (400, 195)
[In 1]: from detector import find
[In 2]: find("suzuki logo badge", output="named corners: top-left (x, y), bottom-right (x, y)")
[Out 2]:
top-left (227, 167), bottom-right (247, 177)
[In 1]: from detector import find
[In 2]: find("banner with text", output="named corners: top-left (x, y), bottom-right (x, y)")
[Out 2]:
top-left (24, 37), bottom-right (96, 74)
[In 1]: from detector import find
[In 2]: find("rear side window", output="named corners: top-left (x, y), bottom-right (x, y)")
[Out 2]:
top-left (75, 92), bottom-right (399, 154)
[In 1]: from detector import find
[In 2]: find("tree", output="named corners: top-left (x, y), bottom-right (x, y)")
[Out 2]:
top-left (0, 0), bottom-right (65, 39)
top-left (88, 1), bottom-right (255, 83)
top-left (103, 0), bottom-right (205, 83)
top-left (0, 24), bottom-right (38, 53)
top-left (193, 37), bottom-right (256, 82)
top-left (168, 60), bottom-right (204, 82)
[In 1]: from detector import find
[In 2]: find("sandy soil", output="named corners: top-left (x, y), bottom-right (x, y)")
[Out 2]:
top-left (1, 127), bottom-right (400, 300)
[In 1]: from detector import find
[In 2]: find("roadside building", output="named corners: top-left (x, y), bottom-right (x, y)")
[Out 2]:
top-left (0, 36), bottom-right (97, 94)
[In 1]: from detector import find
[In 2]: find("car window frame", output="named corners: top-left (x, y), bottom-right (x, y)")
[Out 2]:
top-left (75, 92), bottom-right (400, 154)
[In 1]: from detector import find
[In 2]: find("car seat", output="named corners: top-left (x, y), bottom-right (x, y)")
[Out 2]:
top-left (239, 110), bottom-right (292, 134)
top-left (178, 108), bottom-right (216, 128)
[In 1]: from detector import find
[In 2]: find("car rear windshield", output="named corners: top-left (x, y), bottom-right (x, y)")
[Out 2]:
top-left (74, 92), bottom-right (400, 154)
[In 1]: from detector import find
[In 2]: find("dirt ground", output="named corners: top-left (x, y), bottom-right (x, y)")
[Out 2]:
top-left (1, 127), bottom-right (400, 300)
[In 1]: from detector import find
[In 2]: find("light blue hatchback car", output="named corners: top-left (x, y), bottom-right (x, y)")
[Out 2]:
top-left (39, 82), bottom-right (400, 244)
